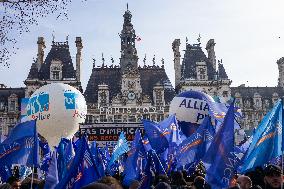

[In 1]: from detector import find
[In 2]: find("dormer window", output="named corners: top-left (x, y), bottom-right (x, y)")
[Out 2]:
top-left (196, 61), bottom-right (208, 80)
top-left (50, 59), bottom-right (63, 80)
top-left (8, 94), bottom-right (18, 112)
top-left (9, 100), bottom-right (15, 111)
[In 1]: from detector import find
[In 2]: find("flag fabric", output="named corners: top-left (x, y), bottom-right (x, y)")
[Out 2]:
top-left (56, 138), bottom-right (71, 181)
top-left (159, 115), bottom-right (182, 147)
top-left (62, 139), bottom-right (75, 178)
top-left (39, 137), bottom-right (51, 172)
top-left (0, 134), bottom-right (6, 143)
top-left (142, 119), bottom-right (169, 153)
top-left (139, 153), bottom-right (154, 189)
top-left (99, 146), bottom-right (110, 172)
top-left (0, 165), bottom-right (12, 183)
top-left (176, 117), bottom-right (215, 168)
top-left (89, 141), bottom-right (105, 178)
top-left (241, 100), bottom-right (283, 172)
top-left (202, 101), bottom-right (238, 189)
top-left (123, 130), bottom-right (146, 187)
top-left (108, 132), bottom-right (130, 170)
top-left (44, 152), bottom-right (59, 189)
top-left (0, 120), bottom-right (39, 167)
top-left (55, 137), bottom-right (100, 189)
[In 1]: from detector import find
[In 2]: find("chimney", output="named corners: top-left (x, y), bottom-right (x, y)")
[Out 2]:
top-left (172, 39), bottom-right (181, 88)
top-left (37, 37), bottom-right (45, 71)
top-left (206, 39), bottom-right (216, 71)
top-left (75, 37), bottom-right (83, 82)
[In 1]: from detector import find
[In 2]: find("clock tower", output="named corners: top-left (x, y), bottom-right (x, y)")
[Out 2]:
top-left (120, 66), bottom-right (142, 105)
top-left (119, 4), bottom-right (138, 71)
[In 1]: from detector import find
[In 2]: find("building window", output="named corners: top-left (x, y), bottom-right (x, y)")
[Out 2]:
top-left (52, 71), bottom-right (60, 80)
top-left (0, 102), bottom-right (4, 110)
top-left (99, 115), bottom-right (107, 122)
top-left (9, 100), bottom-right (16, 111)
top-left (50, 60), bottom-right (62, 80)
top-left (114, 115), bottom-right (122, 122)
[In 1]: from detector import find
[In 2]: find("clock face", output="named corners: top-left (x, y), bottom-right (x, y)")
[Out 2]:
top-left (127, 92), bottom-right (136, 100)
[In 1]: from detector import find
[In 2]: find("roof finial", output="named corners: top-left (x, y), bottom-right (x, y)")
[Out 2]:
top-left (197, 33), bottom-right (201, 44)
top-left (52, 31), bottom-right (55, 44)
top-left (66, 35), bottom-right (69, 42)
top-left (127, 3), bottom-right (129, 11)
top-left (186, 37), bottom-right (188, 45)
top-left (143, 54), bottom-right (146, 67)
top-left (102, 53), bottom-right (105, 67)
top-left (111, 56), bottom-right (114, 64)
top-left (92, 58), bottom-right (96, 68)
top-left (152, 55), bottom-right (156, 66)
top-left (161, 58), bottom-right (165, 68)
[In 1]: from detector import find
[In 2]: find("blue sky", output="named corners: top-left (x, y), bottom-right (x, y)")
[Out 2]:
top-left (2, 0), bottom-right (284, 90)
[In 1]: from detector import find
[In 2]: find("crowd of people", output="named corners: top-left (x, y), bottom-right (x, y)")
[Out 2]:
top-left (0, 164), bottom-right (282, 189)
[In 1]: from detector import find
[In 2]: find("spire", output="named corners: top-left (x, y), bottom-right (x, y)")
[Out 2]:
top-left (120, 5), bottom-right (138, 71)
top-left (197, 33), bottom-right (201, 44)
top-left (102, 53), bottom-right (105, 67)
top-left (92, 58), bottom-right (96, 68)
top-left (127, 3), bottom-right (129, 11)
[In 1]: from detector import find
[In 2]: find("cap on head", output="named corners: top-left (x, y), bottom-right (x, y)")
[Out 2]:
top-left (264, 164), bottom-right (281, 177)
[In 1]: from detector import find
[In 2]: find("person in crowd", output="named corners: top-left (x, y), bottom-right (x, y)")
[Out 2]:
top-left (81, 182), bottom-right (112, 189)
top-left (155, 182), bottom-right (171, 189)
top-left (0, 184), bottom-right (12, 189)
top-left (170, 171), bottom-right (188, 189)
top-left (263, 164), bottom-right (283, 189)
top-left (6, 177), bottom-right (21, 189)
top-left (98, 176), bottom-right (123, 189)
top-left (237, 175), bottom-right (252, 189)
top-left (192, 176), bottom-right (211, 189)
top-left (154, 174), bottom-right (170, 186)
top-left (128, 180), bottom-right (140, 189)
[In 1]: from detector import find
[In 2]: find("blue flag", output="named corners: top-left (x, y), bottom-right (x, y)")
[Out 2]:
top-left (39, 137), bottom-right (51, 172)
top-left (56, 138), bottom-right (71, 180)
top-left (55, 137), bottom-right (100, 189)
top-left (241, 100), bottom-right (283, 172)
top-left (108, 132), bottom-right (130, 170)
top-left (99, 146), bottom-right (110, 172)
top-left (142, 119), bottom-right (169, 153)
top-left (139, 153), bottom-right (154, 189)
top-left (0, 120), bottom-right (39, 167)
top-left (44, 152), bottom-right (59, 189)
top-left (176, 117), bottom-right (215, 168)
top-left (123, 130), bottom-right (146, 187)
top-left (0, 165), bottom-right (12, 183)
top-left (202, 101), bottom-right (238, 189)
top-left (89, 141), bottom-right (105, 178)
top-left (159, 115), bottom-right (182, 146)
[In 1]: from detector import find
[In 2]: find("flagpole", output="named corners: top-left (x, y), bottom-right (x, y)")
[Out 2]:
top-left (281, 99), bottom-right (283, 189)
top-left (152, 150), bottom-right (167, 175)
top-left (30, 165), bottom-right (34, 189)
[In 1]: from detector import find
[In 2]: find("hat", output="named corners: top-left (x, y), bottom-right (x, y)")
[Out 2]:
top-left (264, 164), bottom-right (281, 177)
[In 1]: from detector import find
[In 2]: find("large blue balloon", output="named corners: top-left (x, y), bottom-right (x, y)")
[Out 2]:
top-left (169, 90), bottom-right (215, 137)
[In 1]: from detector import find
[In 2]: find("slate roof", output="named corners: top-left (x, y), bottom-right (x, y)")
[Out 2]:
top-left (218, 63), bottom-right (228, 79)
top-left (84, 66), bottom-right (176, 104)
top-left (231, 86), bottom-right (284, 98)
top-left (27, 42), bottom-right (76, 80)
top-left (231, 86), bottom-right (284, 109)
top-left (181, 44), bottom-right (216, 80)
top-left (0, 87), bottom-right (25, 111)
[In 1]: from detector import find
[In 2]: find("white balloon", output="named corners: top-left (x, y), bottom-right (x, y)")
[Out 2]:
top-left (26, 83), bottom-right (87, 147)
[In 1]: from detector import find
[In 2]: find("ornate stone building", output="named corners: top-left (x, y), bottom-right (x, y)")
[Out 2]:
top-left (1, 6), bottom-right (283, 139)
top-left (0, 37), bottom-right (83, 135)
top-left (0, 84), bottom-right (25, 135)
top-left (25, 36), bottom-right (83, 96)
top-left (173, 37), bottom-right (284, 135)
top-left (83, 7), bottom-right (175, 125)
